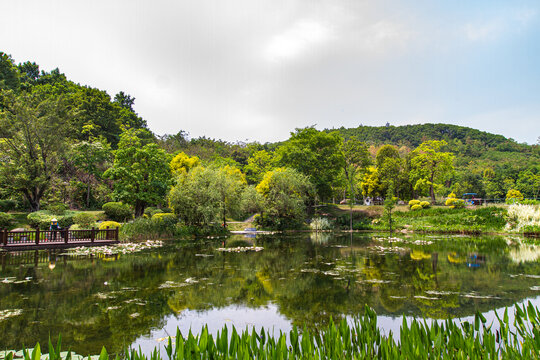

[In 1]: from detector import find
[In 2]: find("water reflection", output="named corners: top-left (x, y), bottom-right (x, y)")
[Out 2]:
top-left (0, 233), bottom-right (539, 355)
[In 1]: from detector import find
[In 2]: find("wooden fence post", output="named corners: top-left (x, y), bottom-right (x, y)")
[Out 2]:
top-left (35, 228), bottom-right (40, 245)
top-left (2, 229), bottom-right (6, 246)
top-left (64, 228), bottom-right (69, 243)
top-left (115, 227), bottom-right (119, 241)
top-left (91, 227), bottom-right (95, 243)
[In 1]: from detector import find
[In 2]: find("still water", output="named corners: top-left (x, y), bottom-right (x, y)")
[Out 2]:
top-left (0, 233), bottom-right (539, 355)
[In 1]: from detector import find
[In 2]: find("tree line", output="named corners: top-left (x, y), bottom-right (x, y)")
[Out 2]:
top-left (1, 52), bottom-right (539, 229)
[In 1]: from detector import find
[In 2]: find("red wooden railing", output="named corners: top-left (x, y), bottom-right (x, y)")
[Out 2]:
top-left (0, 227), bottom-right (119, 247)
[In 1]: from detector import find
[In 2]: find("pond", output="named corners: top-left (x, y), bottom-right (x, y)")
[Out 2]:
top-left (0, 232), bottom-right (539, 355)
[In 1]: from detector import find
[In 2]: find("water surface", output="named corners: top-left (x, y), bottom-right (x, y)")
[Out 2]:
top-left (0, 233), bottom-right (539, 355)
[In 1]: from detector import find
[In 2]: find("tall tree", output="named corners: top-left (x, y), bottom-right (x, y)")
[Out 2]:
top-left (70, 138), bottom-right (113, 208)
top-left (256, 168), bottom-right (314, 230)
top-left (0, 90), bottom-right (71, 211)
top-left (104, 129), bottom-right (171, 217)
top-left (342, 137), bottom-right (371, 231)
top-left (409, 140), bottom-right (454, 201)
top-left (276, 127), bottom-right (344, 201)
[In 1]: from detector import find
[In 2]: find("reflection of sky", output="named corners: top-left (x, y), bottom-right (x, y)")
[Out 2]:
top-left (131, 304), bottom-right (292, 354)
top-left (132, 296), bottom-right (540, 356)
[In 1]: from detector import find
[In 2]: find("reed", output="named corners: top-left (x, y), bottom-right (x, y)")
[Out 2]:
top-left (7, 303), bottom-right (540, 359)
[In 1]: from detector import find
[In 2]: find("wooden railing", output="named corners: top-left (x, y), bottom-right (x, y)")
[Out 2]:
top-left (0, 227), bottom-right (119, 248)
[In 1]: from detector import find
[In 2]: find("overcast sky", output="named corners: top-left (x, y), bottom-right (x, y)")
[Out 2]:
top-left (1, 0), bottom-right (540, 144)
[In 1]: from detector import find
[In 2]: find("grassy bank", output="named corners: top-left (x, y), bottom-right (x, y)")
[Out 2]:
top-left (373, 206), bottom-right (508, 234)
top-left (9, 304), bottom-right (540, 359)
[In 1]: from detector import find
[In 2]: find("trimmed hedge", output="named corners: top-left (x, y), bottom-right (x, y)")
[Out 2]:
top-left (102, 202), bottom-right (132, 222)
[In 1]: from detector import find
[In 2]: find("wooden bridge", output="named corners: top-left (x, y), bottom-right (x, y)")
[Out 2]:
top-left (0, 227), bottom-right (119, 251)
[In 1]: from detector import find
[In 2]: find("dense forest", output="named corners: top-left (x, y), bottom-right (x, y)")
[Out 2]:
top-left (1, 52), bottom-right (539, 228)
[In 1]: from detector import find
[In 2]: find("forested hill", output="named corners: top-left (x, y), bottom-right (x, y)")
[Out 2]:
top-left (332, 123), bottom-right (530, 151)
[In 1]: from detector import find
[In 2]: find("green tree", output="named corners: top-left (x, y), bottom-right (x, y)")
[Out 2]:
top-left (169, 166), bottom-right (245, 226)
top-left (255, 168), bottom-right (314, 229)
top-left (244, 149), bottom-right (274, 184)
top-left (341, 137), bottom-right (371, 230)
top-left (70, 138), bottom-right (112, 208)
top-left (0, 52), bottom-right (20, 92)
top-left (376, 145), bottom-right (404, 196)
top-left (383, 184), bottom-right (397, 233)
top-left (409, 140), bottom-right (454, 201)
top-left (276, 127), bottom-right (344, 201)
top-left (104, 129), bottom-right (171, 217)
top-left (0, 90), bottom-right (72, 211)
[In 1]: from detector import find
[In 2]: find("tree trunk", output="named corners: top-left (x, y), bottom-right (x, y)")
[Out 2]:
top-left (134, 201), bottom-right (146, 218)
top-left (86, 183), bottom-right (91, 209)
top-left (429, 171), bottom-right (436, 202)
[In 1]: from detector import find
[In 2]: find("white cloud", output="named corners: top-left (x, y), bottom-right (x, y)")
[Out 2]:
top-left (463, 21), bottom-right (502, 42)
top-left (263, 20), bottom-right (332, 62)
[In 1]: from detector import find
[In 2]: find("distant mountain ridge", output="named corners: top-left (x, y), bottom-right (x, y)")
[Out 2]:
top-left (329, 123), bottom-right (527, 150)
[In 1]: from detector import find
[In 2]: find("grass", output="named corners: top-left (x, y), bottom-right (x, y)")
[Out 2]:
top-left (10, 304), bottom-right (540, 359)
top-left (372, 206), bottom-right (510, 234)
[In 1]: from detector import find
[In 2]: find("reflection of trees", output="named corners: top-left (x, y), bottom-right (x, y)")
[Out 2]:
top-left (0, 234), bottom-right (539, 355)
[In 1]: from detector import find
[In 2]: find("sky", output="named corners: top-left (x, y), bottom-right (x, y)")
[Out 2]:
top-left (1, 0), bottom-right (540, 144)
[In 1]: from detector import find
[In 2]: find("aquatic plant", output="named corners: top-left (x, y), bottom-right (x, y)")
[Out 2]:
top-left (309, 217), bottom-right (333, 231)
top-left (62, 240), bottom-right (163, 256)
top-left (216, 246), bottom-right (263, 252)
top-left (9, 303), bottom-right (540, 359)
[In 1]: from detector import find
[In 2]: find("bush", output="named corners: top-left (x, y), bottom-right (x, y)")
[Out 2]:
top-left (58, 214), bottom-right (75, 229)
top-left (506, 189), bottom-right (524, 204)
top-left (411, 204), bottom-right (423, 211)
top-left (144, 207), bottom-right (164, 217)
top-left (27, 211), bottom-right (55, 229)
top-left (73, 212), bottom-right (96, 228)
top-left (102, 202), bottom-right (132, 222)
top-left (310, 217), bottom-right (333, 231)
top-left (0, 200), bottom-right (16, 212)
top-left (408, 200), bottom-right (421, 208)
top-left (0, 212), bottom-right (12, 228)
top-left (420, 201), bottom-right (430, 209)
top-left (99, 221), bottom-right (121, 230)
top-left (151, 213), bottom-right (178, 226)
top-left (46, 202), bottom-right (68, 215)
top-left (448, 198), bottom-right (465, 209)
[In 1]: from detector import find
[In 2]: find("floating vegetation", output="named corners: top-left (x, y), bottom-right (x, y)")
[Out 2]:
top-left (215, 246), bottom-right (263, 252)
top-left (0, 309), bottom-right (22, 321)
top-left (63, 240), bottom-right (163, 256)
top-left (374, 237), bottom-right (433, 246)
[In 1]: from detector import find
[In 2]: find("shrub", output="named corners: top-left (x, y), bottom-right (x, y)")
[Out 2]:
top-left (145, 207), bottom-right (164, 217)
top-left (420, 201), bottom-right (430, 209)
top-left (102, 202), bottom-right (132, 222)
top-left (0, 200), bottom-right (16, 212)
top-left (46, 202), bottom-right (68, 215)
top-left (0, 212), bottom-right (12, 228)
top-left (408, 200), bottom-right (421, 208)
top-left (310, 217), bottom-right (333, 231)
top-left (445, 197), bottom-right (465, 209)
top-left (505, 204), bottom-right (540, 232)
top-left (58, 214), bottom-right (75, 229)
top-left (73, 212), bottom-right (96, 228)
top-left (99, 221), bottom-right (121, 230)
top-left (506, 189), bottom-right (524, 204)
top-left (410, 204), bottom-right (423, 211)
top-left (27, 211), bottom-right (55, 229)
top-left (152, 213), bottom-right (178, 226)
